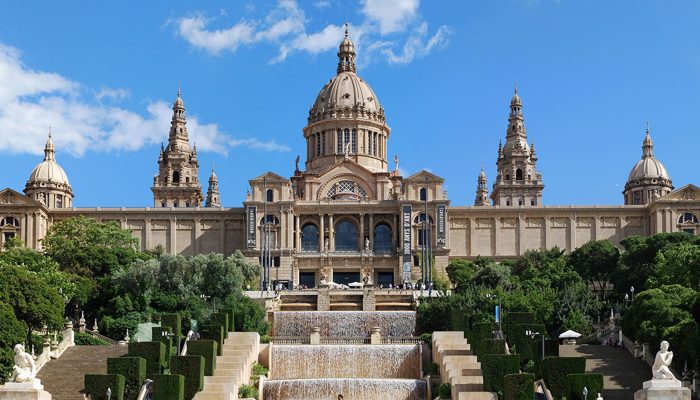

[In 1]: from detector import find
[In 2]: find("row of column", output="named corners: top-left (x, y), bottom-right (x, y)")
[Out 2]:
top-left (293, 213), bottom-right (384, 253)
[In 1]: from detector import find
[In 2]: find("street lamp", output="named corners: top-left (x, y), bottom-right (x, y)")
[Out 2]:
top-left (630, 286), bottom-right (635, 301)
top-left (525, 329), bottom-right (545, 361)
top-left (162, 330), bottom-right (182, 357)
top-left (583, 386), bottom-right (589, 400)
top-left (106, 387), bottom-right (112, 400)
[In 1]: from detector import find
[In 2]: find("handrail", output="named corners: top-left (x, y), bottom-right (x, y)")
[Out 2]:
top-left (136, 378), bottom-right (153, 400)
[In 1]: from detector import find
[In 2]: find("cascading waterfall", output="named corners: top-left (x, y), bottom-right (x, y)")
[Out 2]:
top-left (271, 311), bottom-right (416, 337)
top-left (263, 378), bottom-right (427, 400)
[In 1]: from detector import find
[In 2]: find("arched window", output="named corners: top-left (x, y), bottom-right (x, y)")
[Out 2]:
top-left (414, 213), bottom-right (434, 246)
top-left (1, 216), bottom-right (19, 227)
top-left (516, 169), bottom-right (523, 180)
top-left (335, 221), bottom-right (358, 251)
top-left (260, 215), bottom-right (280, 225)
top-left (373, 223), bottom-right (392, 253)
top-left (266, 189), bottom-right (274, 202)
top-left (173, 171), bottom-right (180, 183)
top-left (419, 188), bottom-right (427, 201)
top-left (678, 213), bottom-right (699, 224)
top-left (301, 224), bottom-right (319, 252)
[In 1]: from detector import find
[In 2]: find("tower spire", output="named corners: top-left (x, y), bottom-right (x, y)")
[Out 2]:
top-left (642, 123), bottom-right (654, 158)
top-left (206, 161), bottom-right (221, 208)
top-left (337, 21), bottom-right (356, 74)
top-left (44, 127), bottom-right (55, 161)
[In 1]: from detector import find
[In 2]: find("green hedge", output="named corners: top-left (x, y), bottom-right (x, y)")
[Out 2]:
top-left (161, 313), bottom-right (182, 337)
top-left (540, 357), bottom-right (586, 399)
top-left (170, 356), bottom-right (204, 400)
top-left (480, 339), bottom-right (506, 355)
top-left (187, 340), bottom-right (217, 376)
top-left (107, 357), bottom-right (146, 400)
top-left (225, 307), bottom-right (236, 332)
top-left (153, 374), bottom-right (184, 400)
top-left (210, 311), bottom-right (230, 334)
top-left (504, 312), bottom-right (534, 343)
top-left (450, 309), bottom-right (469, 332)
top-left (504, 373), bottom-right (534, 400)
top-left (481, 354), bottom-right (520, 393)
top-left (469, 321), bottom-right (495, 355)
top-left (128, 341), bottom-right (166, 377)
top-left (511, 324), bottom-right (545, 363)
top-left (200, 325), bottom-right (224, 356)
top-left (75, 332), bottom-right (110, 346)
top-left (152, 326), bottom-right (174, 364)
top-left (84, 374), bottom-right (125, 400)
top-left (565, 373), bottom-right (604, 400)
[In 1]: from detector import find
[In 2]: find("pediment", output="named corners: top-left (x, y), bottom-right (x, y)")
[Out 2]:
top-left (249, 172), bottom-right (290, 184)
top-left (316, 158), bottom-right (377, 181)
top-left (0, 188), bottom-right (45, 208)
top-left (404, 170), bottom-right (444, 183)
top-left (657, 184), bottom-right (700, 202)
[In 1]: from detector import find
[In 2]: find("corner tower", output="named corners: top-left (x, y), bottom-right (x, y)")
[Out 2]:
top-left (24, 130), bottom-right (73, 208)
top-left (303, 23), bottom-right (390, 173)
top-left (623, 126), bottom-right (673, 205)
top-left (491, 87), bottom-right (544, 207)
top-left (151, 86), bottom-right (203, 207)
top-left (474, 165), bottom-right (490, 206)
top-left (205, 163), bottom-right (221, 208)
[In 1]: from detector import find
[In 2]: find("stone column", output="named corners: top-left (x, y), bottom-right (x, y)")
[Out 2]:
top-left (310, 327), bottom-right (321, 344)
top-left (294, 215), bottom-right (301, 252)
top-left (328, 214), bottom-right (334, 252)
top-left (319, 214), bottom-right (325, 252)
top-left (369, 213), bottom-right (375, 249)
top-left (568, 217), bottom-right (577, 252)
top-left (194, 218), bottom-right (201, 254)
top-left (517, 216), bottom-right (524, 256)
top-left (619, 216), bottom-right (628, 241)
top-left (593, 216), bottom-right (601, 241)
top-left (493, 217), bottom-right (500, 257)
top-left (544, 217), bottom-right (551, 249)
top-left (468, 218), bottom-right (475, 257)
top-left (144, 219), bottom-right (152, 250)
top-left (370, 326), bottom-right (381, 344)
top-left (219, 219), bottom-right (226, 255)
top-left (359, 213), bottom-right (365, 251)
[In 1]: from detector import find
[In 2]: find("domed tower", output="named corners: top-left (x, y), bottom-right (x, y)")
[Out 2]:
top-left (623, 126), bottom-right (673, 205)
top-left (24, 131), bottom-right (73, 208)
top-left (303, 23), bottom-right (390, 173)
top-left (474, 164), bottom-right (490, 206)
top-left (151, 86), bottom-right (203, 208)
top-left (205, 163), bottom-right (221, 208)
top-left (491, 87), bottom-right (544, 207)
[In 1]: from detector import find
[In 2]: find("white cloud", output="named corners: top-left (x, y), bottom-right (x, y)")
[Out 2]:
top-left (94, 87), bottom-right (131, 102)
top-left (0, 43), bottom-right (288, 157)
top-left (176, 14), bottom-right (257, 55)
top-left (361, 0), bottom-right (420, 35)
top-left (314, 0), bottom-right (331, 8)
top-left (383, 22), bottom-right (452, 64)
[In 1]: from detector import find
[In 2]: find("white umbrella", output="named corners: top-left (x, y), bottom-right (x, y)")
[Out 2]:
top-left (348, 282), bottom-right (363, 288)
top-left (559, 329), bottom-right (582, 339)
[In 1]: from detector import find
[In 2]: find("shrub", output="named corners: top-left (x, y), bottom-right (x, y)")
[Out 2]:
top-left (107, 357), bottom-right (146, 400)
top-left (504, 312), bottom-right (534, 342)
top-left (152, 327), bottom-right (174, 363)
top-left (480, 339), bottom-right (506, 355)
top-left (225, 294), bottom-right (268, 335)
top-left (423, 362), bottom-right (439, 375)
top-left (153, 374), bottom-right (184, 400)
top-left (481, 354), bottom-right (520, 393)
top-left (540, 357), bottom-right (586, 398)
top-left (565, 373), bottom-right (604, 400)
top-left (239, 384), bottom-right (259, 399)
top-left (186, 340), bottom-right (217, 376)
top-left (511, 324), bottom-right (545, 363)
top-left (161, 313), bottom-right (182, 337)
top-left (0, 301), bottom-right (26, 384)
top-left (75, 332), bottom-right (110, 346)
top-left (170, 355), bottom-right (204, 400)
top-left (128, 341), bottom-right (166, 377)
top-left (260, 334), bottom-right (271, 344)
top-left (84, 374), bottom-right (125, 400)
top-left (252, 362), bottom-right (268, 377)
top-left (469, 321), bottom-right (495, 355)
top-left (209, 312), bottom-right (229, 334)
top-left (200, 325), bottom-right (224, 356)
top-left (436, 383), bottom-right (451, 398)
top-left (504, 373), bottom-right (535, 400)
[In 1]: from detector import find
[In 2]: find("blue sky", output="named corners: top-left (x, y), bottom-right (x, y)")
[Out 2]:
top-left (0, 0), bottom-right (698, 207)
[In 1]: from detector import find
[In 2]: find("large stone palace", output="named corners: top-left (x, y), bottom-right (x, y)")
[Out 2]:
top-left (1, 27), bottom-right (699, 288)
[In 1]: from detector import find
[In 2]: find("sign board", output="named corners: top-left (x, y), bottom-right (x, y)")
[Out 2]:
top-left (402, 204), bottom-right (412, 281)
top-left (246, 206), bottom-right (256, 248)
top-left (436, 204), bottom-right (447, 247)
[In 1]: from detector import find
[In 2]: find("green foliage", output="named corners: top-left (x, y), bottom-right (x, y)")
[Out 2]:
top-left (0, 302), bottom-right (26, 384)
top-left (239, 384), bottom-right (259, 399)
top-left (209, 312), bottom-right (229, 334)
top-left (504, 312), bottom-right (534, 343)
top-left (472, 263), bottom-right (512, 289)
top-left (3, 236), bottom-right (23, 249)
top-left (651, 242), bottom-right (700, 289)
top-left (503, 373), bottom-right (535, 400)
top-left (565, 373), bottom-right (604, 400)
top-left (0, 264), bottom-right (64, 342)
top-left (186, 340), bottom-right (217, 376)
top-left (481, 354), bottom-right (520, 393)
top-left (107, 357), bottom-right (146, 400)
top-left (153, 374), bottom-right (185, 400)
top-left (568, 240), bottom-right (620, 296)
top-left (128, 341), bottom-right (166, 377)
top-left (512, 324), bottom-right (545, 363)
top-left (469, 321), bottom-right (495, 355)
top-left (562, 309), bottom-right (592, 337)
top-left (161, 313), bottom-right (183, 338)
top-left (170, 355), bottom-right (204, 400)
top-left (252, 362), bottom-right (268, 377)
top-left (480, 339), bottom-right (506, 355)
top-left (446, 258), bottom-right (478, 290)
top-left (260, 334), bottom-right (271, 344)
top-left (102, 312), bottom-right (143, 342)
top-left (75, 332), bottom-right (110, 346)
top-left (199, 325), bottom-right (224, 356)
top-left (435, 383), bottom-right (451, 398)
top-left (423, 362), bottom-right (439, 375)
top-left (540, 357), bottom-right (586, 399)
top-left (84, 374), bottom-right (125, 400)
top-left (223, 294), bottom-right (269, 335)
top-left (419, 332), bottom-right (432, 345)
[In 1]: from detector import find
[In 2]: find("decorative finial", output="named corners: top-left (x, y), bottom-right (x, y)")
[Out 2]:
top-left (212, 161), bottom-right (215, 173)
top-left (48, 126), bottom-right (52, 138)
top-left (514, 81), bottom-right (518, 94)
top-left (345, 20), bottom-right (349, 38)
top-left (481, 160), bottom-right (484, 171)
top-left (177, 81), bottom-right (181, 98)
top-left (646, 121), bottom-right (650, 135)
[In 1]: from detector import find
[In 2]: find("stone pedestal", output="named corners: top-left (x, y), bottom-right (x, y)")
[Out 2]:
top-left (0, 380), bottom-right (52, 400)
top-left (634, 379), bottom-right (692, 400)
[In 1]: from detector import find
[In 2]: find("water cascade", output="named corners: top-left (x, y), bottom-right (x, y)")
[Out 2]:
top-left (263, 378), bottom-right (427, 400)
top-left (271, 311), bottom-right (416, 337)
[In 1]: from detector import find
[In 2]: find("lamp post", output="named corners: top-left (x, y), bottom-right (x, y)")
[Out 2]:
top-left (106, 387), bottom-right (112, 400)
top-left (162, 330), bottom-right (181, 357)
top-left (630, 286), bottom-right (635, 301)
top-left (525, 329), bottom-right (545, 361)
top-left (583, 386), bottom-right (589, 400)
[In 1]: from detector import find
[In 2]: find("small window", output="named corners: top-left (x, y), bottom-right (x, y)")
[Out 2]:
top-left (173, 171), bottom-right (180, 183)
top-left (186, 177), bottom-right (190, 183)
top-left (1, 217), bottom-right (19, 227)
top-left (516, 169), bottom-right (523, 180)
top-left (531, 199), bottom-right (536, 206)
top-left (56, 194), bottom-right (63, 208)
top-left (413, 255), bottom-right (420, 266)
top-left (419, 188), bottom-right (427, 201)
top-left (518, 200), bottom-right (523, 206)
top-left (505, 175), bottom-right (510, 181)
top-left (161, 202), bottom-right (166, 208)
top-left (678, 213), bottom-right (699, 224)
top-left (506, 200), bottom-right (511, 206)
top-left (274, 256), bottom-right (281, 267)
top-left (173, 201), bottom-right (178, 208)
top-left (185, 202), bottom-right (190, 207)
top-left (266, 189), bottom-right (274, 202)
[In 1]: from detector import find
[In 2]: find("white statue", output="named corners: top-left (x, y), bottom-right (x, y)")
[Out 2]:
top-left (652, 341), bottom-right (678, 381)
top-left (323, 238), bottom-right (329, 252)
top-left (10, 344), bottom-right (37, 383)
top-left (364, 237), bottom-right (370, 252)
top-left (596, 394), bottom-right (603, 400)
top-left (394, 155), bottom-right (399, 172)
top-left (344, 142), bottom-right (351, 159)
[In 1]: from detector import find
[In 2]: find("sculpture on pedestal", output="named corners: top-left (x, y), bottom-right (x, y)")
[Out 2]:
top-left (652, 341), bottom-right (678, 381)
top-left (10, 344), bottom-right (36, 383)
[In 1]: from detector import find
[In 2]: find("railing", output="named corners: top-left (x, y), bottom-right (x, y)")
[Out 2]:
top-left (320, 337), bottom-right (370, 345)
top-left (269, 336), bottom-right (311, 345)
top-left (36, 322), bottom-right (75, 371)
top-left (78, 328), bottom-right (119, 345)
top-left (380, 337), bottom-right (423, 345)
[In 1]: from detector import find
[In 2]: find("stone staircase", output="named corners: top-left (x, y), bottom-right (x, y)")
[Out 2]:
top-left (193, 332), bottom-right (260, 400)
top-left (432, 332), bottom-right (497, 400)
top-left (36, 345), bottom-right (128, 400)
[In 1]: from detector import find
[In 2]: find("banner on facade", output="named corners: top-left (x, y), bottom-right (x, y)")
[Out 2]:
top-left (402, 204), bottom-right (412, 281)
top-left (436, 204), bottom-right (447, 247)
top-left (246, 206), bottom-right (256, 248)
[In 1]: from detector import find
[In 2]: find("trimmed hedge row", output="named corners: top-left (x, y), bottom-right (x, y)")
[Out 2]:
top-left (210, 312), bottom-right (229, 334)
top-left (200, 325), bottom-right (224, 356)
top-left (224, 307), bottom-right (235, 332)
top-left (170, 356), bottom-right (204, 400)
top-left (511, 323), bottom-right (545, 363)
top-left (503, 373), bottom-right (534, 400)
top-left (480, 339), bottom-right (506, 355)
top-left (541, 357), bottom-right (586, 399)
top-left (106, 357), bottom-right (146, 400)
top-left (84, 374), bottom-right (125, 400)
top-left (504, 312), bottom-right (534, 343)
top-left (161, 313), bottom-right (182, 337)
top-left (152, 326), bottom-right (175, 364)
top-left (469, 321), bottom-right (495, 355)
top-left (153, 374), bottom-right (185, 400)
top-left (566, 373), bottom-right (604, 400)
top-left (187, 340), bottom-right (217, 376)
top-left (481, 354), bottom-right (520, 393)
top-left (128, 341), bottom-right (166, 377)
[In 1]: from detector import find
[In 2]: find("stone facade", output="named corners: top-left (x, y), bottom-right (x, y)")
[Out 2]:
top-left (1, 28), bottom-right (699, 289)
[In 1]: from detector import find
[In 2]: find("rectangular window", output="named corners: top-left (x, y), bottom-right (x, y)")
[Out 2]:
top-left (373, 132), bottom-right (378, 155)
top-left (316, 133), bottom-right (321, 156)
top-left (367, 132), bottom-right (372, 154)
top-left (351, 129), bottom-right (357, 153)
top-left (321, 132), bottom-right (325, 155)
top-left (344, 128), bottom-right (350, 152)
top-left (337, 129), bottom-right (342, 153)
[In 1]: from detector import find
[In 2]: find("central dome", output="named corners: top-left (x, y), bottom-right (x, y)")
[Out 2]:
top-left (310, 72), bottom-right (382, 117)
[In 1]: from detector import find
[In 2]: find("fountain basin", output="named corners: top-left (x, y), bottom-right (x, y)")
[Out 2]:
top-left (263, 378), bottom-right (427, 400)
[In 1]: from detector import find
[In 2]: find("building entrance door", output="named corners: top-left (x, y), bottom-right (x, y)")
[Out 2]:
top-left (299, 272), bottom-right (316, 289)
top-left (333, 271), bottom-right (360, 286)
top-left (377, 271), bottom-right (394, 287)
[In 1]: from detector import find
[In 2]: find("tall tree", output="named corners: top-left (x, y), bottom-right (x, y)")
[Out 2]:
top-left (568, 240), bottom-right (619, 298)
